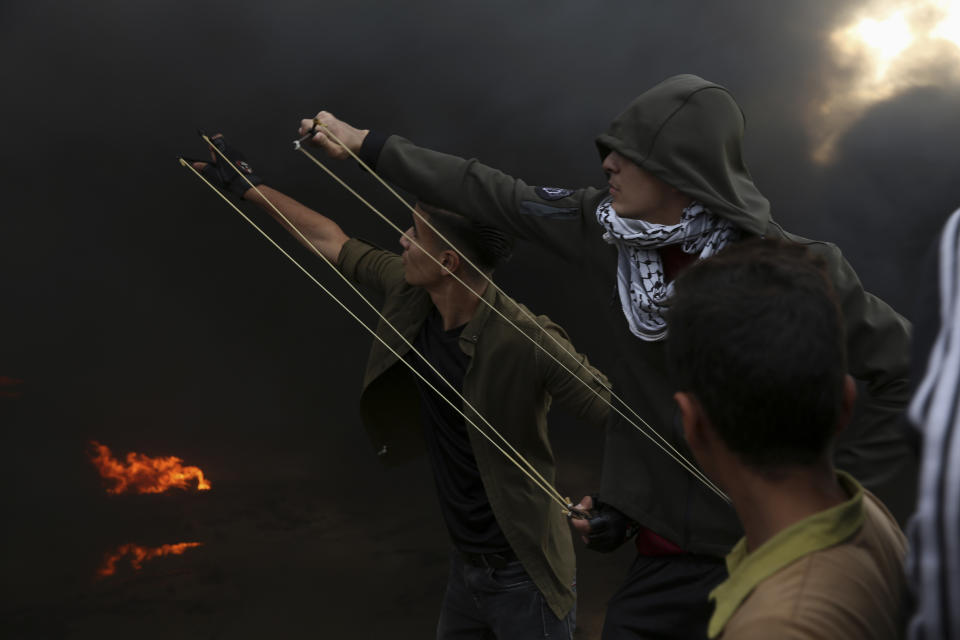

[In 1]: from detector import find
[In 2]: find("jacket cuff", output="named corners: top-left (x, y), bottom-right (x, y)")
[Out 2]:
top-left (358, 130), bottom-right (390, 170)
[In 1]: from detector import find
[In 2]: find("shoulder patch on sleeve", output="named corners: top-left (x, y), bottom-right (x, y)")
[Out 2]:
top-left (535, 186), bottom-right (575, 200)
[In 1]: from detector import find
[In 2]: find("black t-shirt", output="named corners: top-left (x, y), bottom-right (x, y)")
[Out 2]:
top-left (407, 307), bottom-right (510, 553)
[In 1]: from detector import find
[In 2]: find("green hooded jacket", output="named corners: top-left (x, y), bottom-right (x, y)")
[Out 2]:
top-left (364, 75), bottom-right (916, 556)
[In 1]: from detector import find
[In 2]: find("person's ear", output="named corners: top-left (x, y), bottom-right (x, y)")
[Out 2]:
top-left (835, 374), bottom-right (857, 435)
top-left (439, 250), bottom-right (460, 276)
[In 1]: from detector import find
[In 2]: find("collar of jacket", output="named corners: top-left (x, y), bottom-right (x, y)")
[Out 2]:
top-left (455, 280), bottom-right (499, 357)
top-left (707, 471), bottom-right (866, 638)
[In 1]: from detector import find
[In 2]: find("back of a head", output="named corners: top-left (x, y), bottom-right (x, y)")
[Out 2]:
top-left (417, 201), bottom-right (514, 275)
top-left (666, 239), bottom-right (847, 471)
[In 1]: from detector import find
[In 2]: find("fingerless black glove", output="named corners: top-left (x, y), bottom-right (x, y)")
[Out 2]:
top-left (584, 495), bottom-right (639, 553)
top-left (199, 133), bottom-right (263, 199)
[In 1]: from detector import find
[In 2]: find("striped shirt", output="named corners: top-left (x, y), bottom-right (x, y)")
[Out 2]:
top-left (908, 206), bottom-right (960, 640)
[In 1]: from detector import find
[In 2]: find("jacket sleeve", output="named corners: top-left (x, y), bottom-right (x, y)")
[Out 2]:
top-left (817, 241), bottom-right (918, 523)
top-left (336, 237), bottom-right (407, 296)
top-left (376, 135), bottom-right (605, 266)
top-left (531, 311), bottom-right (611, 428)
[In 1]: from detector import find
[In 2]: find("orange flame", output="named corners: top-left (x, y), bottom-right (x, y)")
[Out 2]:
top-left (89, 441), bottom-right (212, 494)
top-left (97, 542), bottom-right (203, 577)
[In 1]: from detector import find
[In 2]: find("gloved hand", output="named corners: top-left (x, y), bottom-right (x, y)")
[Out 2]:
top-left (575, 494), bottom-right (639, 553)
top-left (192, 132), bottom-right (263, 199)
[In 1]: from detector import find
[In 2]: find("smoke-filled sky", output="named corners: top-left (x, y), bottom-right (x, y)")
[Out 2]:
top-left (3, 1), bottom-right (959, 637)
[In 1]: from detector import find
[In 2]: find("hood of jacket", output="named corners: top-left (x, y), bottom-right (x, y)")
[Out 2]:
top-left (595, 74), bottom-right (770, 236)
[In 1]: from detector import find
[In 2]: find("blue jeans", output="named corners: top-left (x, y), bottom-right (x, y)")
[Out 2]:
top-left (437, 550), bottom-right (576, 639)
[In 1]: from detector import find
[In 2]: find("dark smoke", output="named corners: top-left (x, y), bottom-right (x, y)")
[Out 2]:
top-left (2, 0), bottom-right (958, 636)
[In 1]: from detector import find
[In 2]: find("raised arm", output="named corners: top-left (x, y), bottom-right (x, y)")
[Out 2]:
top-left (300, 112), bottom-right (608, 267)
top-left (194, 134), bottom-right (348, 264)
top-left (242, 185), bottom-right (348, 264)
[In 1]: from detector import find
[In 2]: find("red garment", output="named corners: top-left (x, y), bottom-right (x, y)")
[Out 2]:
top-left (659, 244), bottom-right (698, 283)
top-left (635, 525), bottom-right (686, 555)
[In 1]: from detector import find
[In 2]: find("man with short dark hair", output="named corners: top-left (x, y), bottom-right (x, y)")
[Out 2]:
top-left (300, 74), bottom-right (915, 637)
top-left (666, 239), bottom-right (907, 639)
top-left (190, 135), bottom-right (611, 639)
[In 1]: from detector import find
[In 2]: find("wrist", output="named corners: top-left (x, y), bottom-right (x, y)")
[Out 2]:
top-left (242, 183), bottom-right (269, 201)
top-left (354, 128), bottom-right (370, 152)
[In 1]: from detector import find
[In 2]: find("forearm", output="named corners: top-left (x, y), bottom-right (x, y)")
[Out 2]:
top-left (538, 321), bottom-right (612, 427)
top-left (242, 184), bottom-right (348, 264)
top-left (304, 112), bottom-right (603, 264)
top-left (378, 136), bottom-right (552, 235)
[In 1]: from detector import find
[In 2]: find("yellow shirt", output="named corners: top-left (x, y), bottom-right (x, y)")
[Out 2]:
top-left (709, 472), bottom-right (907, 639)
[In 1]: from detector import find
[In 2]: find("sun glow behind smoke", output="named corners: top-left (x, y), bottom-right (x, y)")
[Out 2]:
top-left (89, 441), bottom-right (212, 494)
top-left (814, 0), bottom-right (960, 163)
top-left (97, 542), bottom-right (203, 577)
top-left (851, 11), bottom-right (914, 74)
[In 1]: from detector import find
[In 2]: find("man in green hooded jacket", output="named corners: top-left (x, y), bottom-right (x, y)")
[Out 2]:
top-left (299, 74), bottom-right (915, 639)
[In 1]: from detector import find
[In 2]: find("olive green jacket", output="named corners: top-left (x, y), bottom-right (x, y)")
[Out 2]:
top-left (362, 78), bottom-right (915, 555)
top-left (709, 474), bottom-right (907, 639)
top-left (337, 238), bottom-right (611, 618)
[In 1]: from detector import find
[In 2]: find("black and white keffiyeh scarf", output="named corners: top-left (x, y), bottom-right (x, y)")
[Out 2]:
top-left (596, 197), bottom-right (739, 341)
